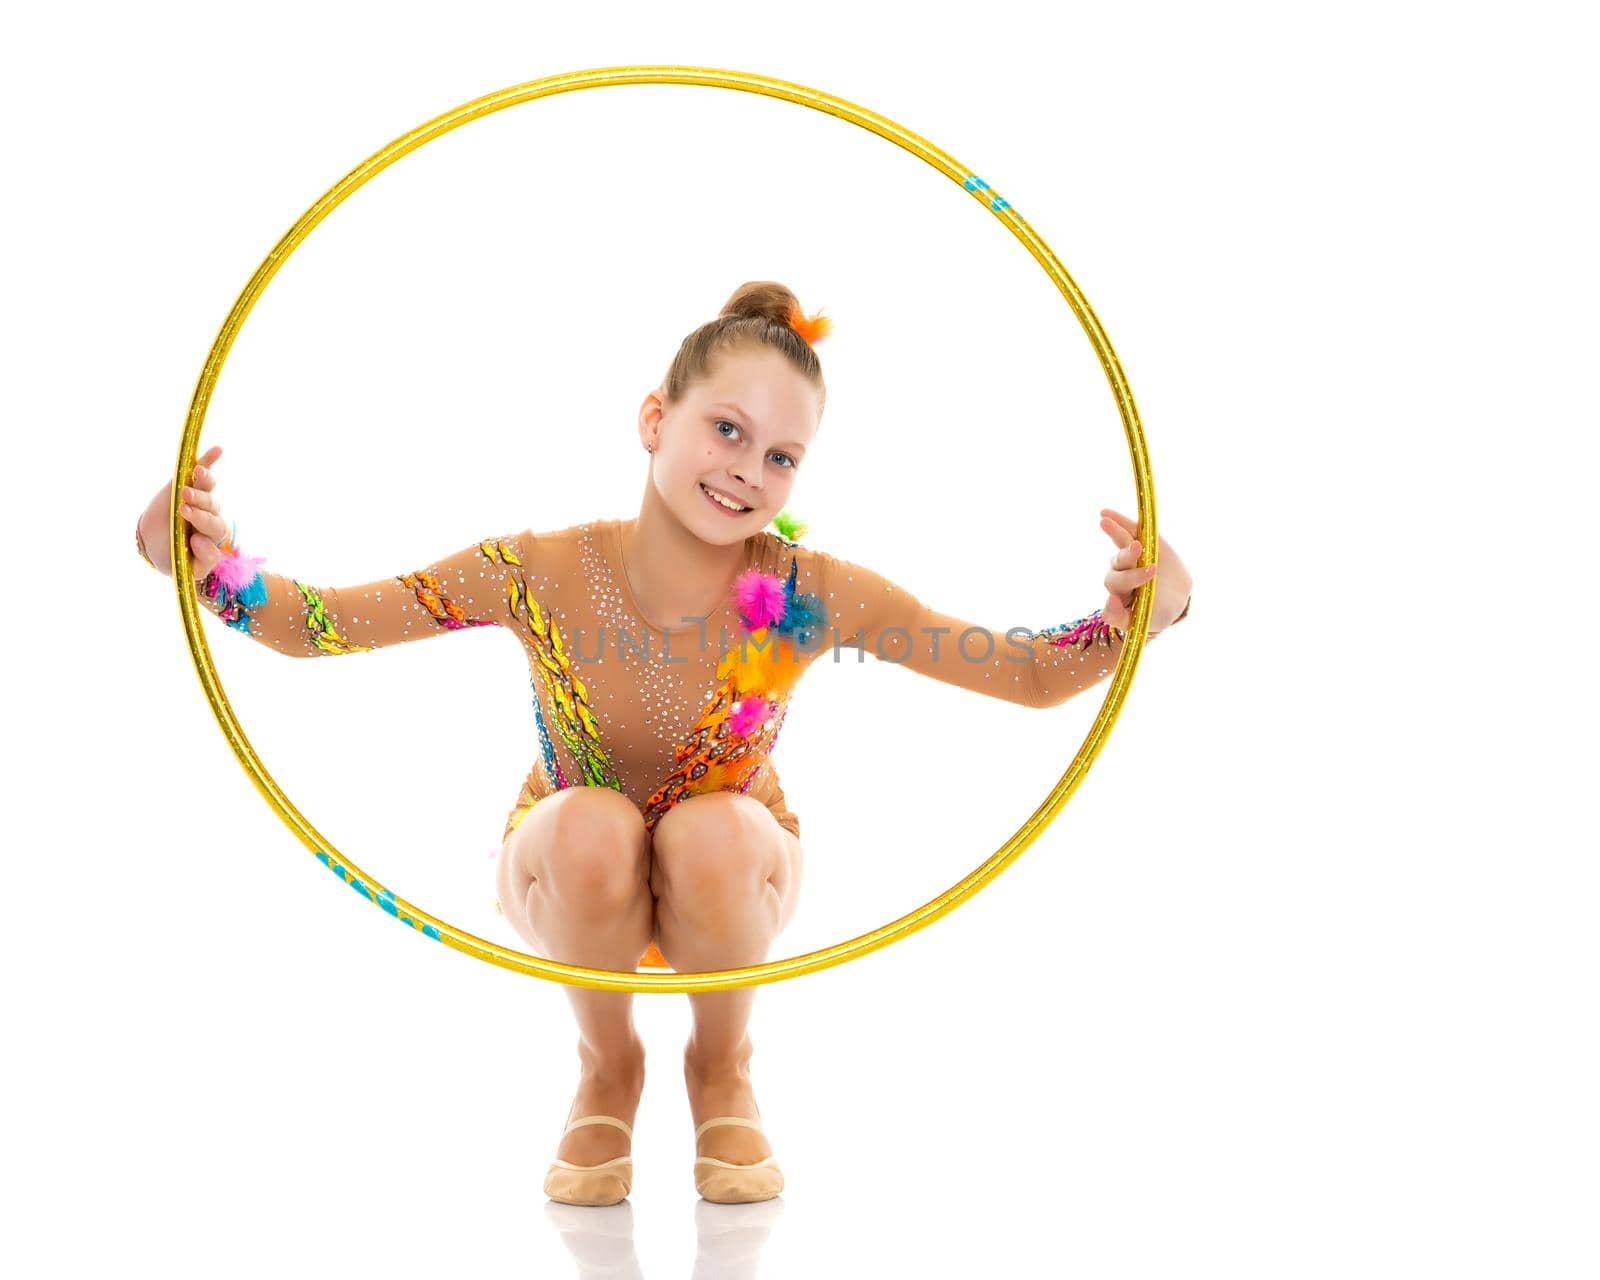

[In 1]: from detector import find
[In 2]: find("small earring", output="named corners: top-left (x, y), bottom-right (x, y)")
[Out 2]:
top-left (646, 443), bottom-right (655, 454)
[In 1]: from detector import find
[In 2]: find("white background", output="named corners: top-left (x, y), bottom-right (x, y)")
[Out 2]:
top-left (5, 2), bottom-right (1596, 1276)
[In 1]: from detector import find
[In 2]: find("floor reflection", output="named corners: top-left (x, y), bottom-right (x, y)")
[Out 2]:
top-left (543, 1196), bottom-right (785, 1278)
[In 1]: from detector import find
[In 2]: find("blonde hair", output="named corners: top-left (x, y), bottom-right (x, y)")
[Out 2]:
top-left (660, 280), bottom-right (828, 415)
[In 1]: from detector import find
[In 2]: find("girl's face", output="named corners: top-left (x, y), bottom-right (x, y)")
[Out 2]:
top-left (641, 344), bottom-right (821, 545)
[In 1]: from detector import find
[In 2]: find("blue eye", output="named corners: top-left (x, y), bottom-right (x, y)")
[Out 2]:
top-left (716, 420), bottom-right (795, 469)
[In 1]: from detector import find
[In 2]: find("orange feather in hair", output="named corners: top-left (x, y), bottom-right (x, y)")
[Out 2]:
top-left (787, 301), bottom-right (833, 347)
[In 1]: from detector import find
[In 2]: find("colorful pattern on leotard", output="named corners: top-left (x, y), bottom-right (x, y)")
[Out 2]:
top-left (519, 593), bottom-right (620, 791)
top-left (640, 551), bottom-right (822, 831)
top-left (501, 674), bottom-right (568, 842)
top-left (1032, 609), bottom-right (1124, 649)
top-left (495, 529), bottom-right (628, 857)
top-left (199, 521), bottom-right (269, 632)
top-left (295, 581), bottom-right (371, 655)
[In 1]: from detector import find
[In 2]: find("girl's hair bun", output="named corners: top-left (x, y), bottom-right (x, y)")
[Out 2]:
top-left (720, 280), bottom-right (800, 325)
top-left (720, 281), bottom-right (831, 347)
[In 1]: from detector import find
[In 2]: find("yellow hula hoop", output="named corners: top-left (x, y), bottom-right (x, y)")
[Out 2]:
top-left (171, 64), bottom-right (1159, 994)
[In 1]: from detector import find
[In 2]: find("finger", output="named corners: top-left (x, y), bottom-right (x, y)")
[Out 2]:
top-left (1100, 515), bottom-right (1133, 550)
top-left (192, 451), bottom-right (222, 487)
top-left (1127, 539), bottom-right (1160, 570)
top-left (1104, 521), bottom-right (1155, 569)
top-left (191, 446), bottom-right (222, 485)
top-left (1112, 537), bottom-right (1148, 571)
top-left (190, 530), bottom-right (218, 568)
top-left (180, 484), bottom-right (218, 515)
top-left (1102, 509), bottom-right (1152, 548)
top-left (1101, 508), bottom-right (1146, 541)
top-left (1106, 565), bottom-right (1159, 594)
top-left (195, 508), bottom-right (230, 543)
top-left (179, 499), bottom-right (229, 542)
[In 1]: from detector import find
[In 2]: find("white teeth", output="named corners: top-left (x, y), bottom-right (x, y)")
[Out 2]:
top-left (701, 484), bottom-right (748, 511)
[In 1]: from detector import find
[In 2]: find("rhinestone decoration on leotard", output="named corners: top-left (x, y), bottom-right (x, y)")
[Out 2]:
top-left (294, 581), bottom-right (371, 655)
top-left (640, 549), bottom-right (818, 830)
top-left (496, 536), bottom-right (620, 792)
top-left (528, 671), bottom-right (567, 791)
top-left (399, 548), bottom-right (507, 631)
top-left (640, 670), bottom-right (774, 831)
top-left (1031, 609), bottom-right (1125, 649)
top-left (596, 523), bottom-right (724, 754)
top-left (502, 669), bottom-right (571, 841)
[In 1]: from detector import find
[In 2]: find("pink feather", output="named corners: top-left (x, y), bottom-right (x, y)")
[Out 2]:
top-left (728, 694), bottom-right (771, 737)
top-left (213, 546), bottom-right (267, 592)
top-left (734, 568), bottom-right (787, 629)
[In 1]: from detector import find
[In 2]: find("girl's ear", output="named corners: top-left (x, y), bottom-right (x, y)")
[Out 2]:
top-left (636, 388), bottom-right (667, 440)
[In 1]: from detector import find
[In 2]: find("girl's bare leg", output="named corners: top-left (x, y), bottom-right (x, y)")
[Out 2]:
top-left (498, 786), bottom-right (655, 1168)
top-left (649, 792), bottom-right (803, 1167)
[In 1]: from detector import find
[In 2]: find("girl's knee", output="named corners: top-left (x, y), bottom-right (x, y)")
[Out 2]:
top-left (512, 786), bottom-right (650, 908)
top-left (651, 794), bottom-right (774, 905)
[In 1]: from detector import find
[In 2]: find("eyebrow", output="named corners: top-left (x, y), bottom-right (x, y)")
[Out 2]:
top-left (711, 402), bottom-right (808, 452)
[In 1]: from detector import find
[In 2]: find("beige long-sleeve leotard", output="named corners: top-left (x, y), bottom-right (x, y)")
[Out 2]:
top-left (168, 515), bottom-right (1169, 965)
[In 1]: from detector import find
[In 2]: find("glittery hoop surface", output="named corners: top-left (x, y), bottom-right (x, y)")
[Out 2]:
top-left (169, 65), bottom-right (1161, 993)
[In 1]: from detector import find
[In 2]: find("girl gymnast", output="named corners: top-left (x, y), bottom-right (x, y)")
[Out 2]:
top-left (137, 280), bottom-right (1194, 1206)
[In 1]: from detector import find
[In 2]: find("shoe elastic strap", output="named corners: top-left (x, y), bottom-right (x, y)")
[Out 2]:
top-left (696, 1115), bottom-right (765, 1140)
top-left (563, 1114), bottom-right (634, 1138)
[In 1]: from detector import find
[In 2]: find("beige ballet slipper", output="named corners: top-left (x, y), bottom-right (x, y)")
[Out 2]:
top-left (545, 1114), bottom-right (634, 1207)
top-left (693, 1116), bottom-right (784, 1204)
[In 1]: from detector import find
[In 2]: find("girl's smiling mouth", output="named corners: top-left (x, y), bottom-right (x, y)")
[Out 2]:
top-left (700, 482), bottom-right (754, 514)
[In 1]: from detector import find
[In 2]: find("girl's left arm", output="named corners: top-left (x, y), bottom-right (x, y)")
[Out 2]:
top-left (809, 510), bottom-right (1192, 709)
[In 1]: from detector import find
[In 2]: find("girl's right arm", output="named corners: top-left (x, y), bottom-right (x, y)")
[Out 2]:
top-left (137, 446), bottom-right (527, 657)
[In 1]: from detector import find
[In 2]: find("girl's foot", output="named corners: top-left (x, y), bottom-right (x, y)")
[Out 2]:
top-left (683, 1043), bottom-right (773, 1167)
top-left (558, 1039), bottom-right (647, 1167)
top-left (684, 1042), bottom-right (784, 1202)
